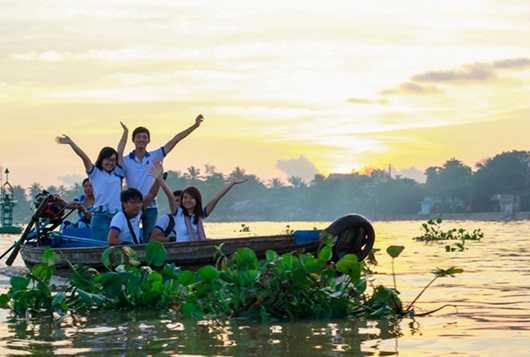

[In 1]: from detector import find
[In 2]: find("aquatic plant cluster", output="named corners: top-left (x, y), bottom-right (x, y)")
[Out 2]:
top-left (413, 218), bottom-right (483, 251)
top-left (0, 238), bottom-right (462, 322)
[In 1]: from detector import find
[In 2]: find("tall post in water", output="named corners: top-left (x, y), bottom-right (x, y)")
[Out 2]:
top-left (0, 168), bottom-right (22, 234)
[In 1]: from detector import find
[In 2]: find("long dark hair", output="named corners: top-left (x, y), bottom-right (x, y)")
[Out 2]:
top-left (181, 186), bottom-right (204, 224)
top-left (95, 147), bottom-right (118, 171)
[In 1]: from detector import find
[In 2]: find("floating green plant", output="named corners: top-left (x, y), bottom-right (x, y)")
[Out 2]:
top-left (413, 218), bottom-right (483, 251)
top-left (0, 239), bottom-right (462, 322)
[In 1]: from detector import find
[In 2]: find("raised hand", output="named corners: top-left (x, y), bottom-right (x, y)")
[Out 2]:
top-left (195, 114), bottom-right (204, 126)
top-left (230, 177), bottom-right (248, 185)
top-left (56, 134), bottom-right (73, 145)
top-left (148, 157), bottom-right (164, 180)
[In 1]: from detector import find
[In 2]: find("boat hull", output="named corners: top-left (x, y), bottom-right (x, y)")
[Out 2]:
top-left (21, 234), bottom-right (319, 277)
top-left (18, 213), bottom-right (376, 277)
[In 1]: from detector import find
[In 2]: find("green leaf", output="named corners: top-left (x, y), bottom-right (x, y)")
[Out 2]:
top-left (99, 272), bottom-right (124, 298)
top-left (143, 288), bottom-right (162, 305)
top-left (31, 263), bottom-right (54, 283)
top-left (301, 256), bottom-right (321, 274)
top-left (318, 245), bottom-right (332, 262)
top-left (291, 267), bottom-right (311, 290)
top-left (42, 248), bottom-right (56, 266)
top-left (10, 275), bottom-right (30, 290)
top-left (125, 272), bottom-right (141, 294)
top-left (336, 254), bottom-right (361, 281)
top-left (386, 245), bottom-right (405, 259)
top-left (234, 248), bottom-right (258, 269)
top-left (52, 292), bottom-right (65, 306)
top-left (145, 241), bottom-right (167, 267)
top-left (160, 264), bottom-right (180, 279)
top-left (178, 270), bottom-right (196, 286)
top-left (265, 250), bottom-right (279, 262)
top-left (102, 247), bottom-right (123, 269)
top-left (236, 269), bottom-right (258, 286)
top-left (77, 289), bottom-right (106, 307)
top-left (0, 294), bottom-right (11, 308)
top-left (181, 302), bottom-right (198, 317)
top-left (197, 265), bottom-right (219, 283)
top-left (433, 266), bottom-right (464, 277)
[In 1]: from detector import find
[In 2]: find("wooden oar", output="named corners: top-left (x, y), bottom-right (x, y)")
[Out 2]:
top-left (5, 192), bottom-right (52, 266)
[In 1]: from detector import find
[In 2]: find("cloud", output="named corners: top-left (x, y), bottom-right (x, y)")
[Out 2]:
top-left (346, 97), bottom-right (389, 105)
top-left (380, 82), bottom-right (441, 95)
top-left (276, 155), bottom-right (319, 182)
top-left (492, 57), bottom-right (530, 70)
top-left (412, 63), bottom-right (495, 83)
top-left (392, 166), bottom-right (426, 183)
top-left (381, 57), bottom-right (530, 96)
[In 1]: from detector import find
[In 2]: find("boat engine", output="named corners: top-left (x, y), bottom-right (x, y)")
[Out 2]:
top-left (34, 192), bottom-right (64, 220)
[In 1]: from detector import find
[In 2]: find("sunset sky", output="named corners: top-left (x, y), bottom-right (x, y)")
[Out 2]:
top-left (2, 1), bottom-right (530, 190)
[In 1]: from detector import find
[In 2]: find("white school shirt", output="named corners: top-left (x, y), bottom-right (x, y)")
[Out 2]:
top-left (154, 214), bottom-right (176, 239)
top-left (109, 211), bottom-right (142, 244)
top-left (122, 147), bottom-right (165, 208)
top-left (87, 165), bottom-right (123, 214)
top-left (173, 206), bottom-right (209, 242)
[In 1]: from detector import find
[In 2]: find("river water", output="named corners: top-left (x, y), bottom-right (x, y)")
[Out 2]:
top-left (0, 219), bottom-right (528, 356)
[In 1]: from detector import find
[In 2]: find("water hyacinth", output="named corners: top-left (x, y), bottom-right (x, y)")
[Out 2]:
top-left (0, 240), bottom-right (462, 321)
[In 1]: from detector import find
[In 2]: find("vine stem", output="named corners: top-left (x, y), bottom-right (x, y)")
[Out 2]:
top-left (392, 258), bottom-right (397, 291)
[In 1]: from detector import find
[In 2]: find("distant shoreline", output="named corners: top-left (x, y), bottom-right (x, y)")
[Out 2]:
top-left (370, 211), bottom-right (530, 222)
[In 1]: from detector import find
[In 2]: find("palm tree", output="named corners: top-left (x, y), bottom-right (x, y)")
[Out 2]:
top-left (288, 175), bottom-right (307, 188)
top-left (184, 166), bottom-right (202, 182)
top-left (310, 174), bottom-right (325, 187)
top-left (229, 166), bottom-right (246, 180)
top-left (268, 177), bottom-right (285, 189)
top-left (28, 182), bottom-right (43, 200)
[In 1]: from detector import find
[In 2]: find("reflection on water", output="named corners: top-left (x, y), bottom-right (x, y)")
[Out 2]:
top-left (0, 220), bottom-right (529, 356)
top-left (0, 310), bottom-right (403, 356)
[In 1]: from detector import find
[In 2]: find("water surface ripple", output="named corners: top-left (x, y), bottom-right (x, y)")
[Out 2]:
top-left (0, 219), bottom-right (529, 356)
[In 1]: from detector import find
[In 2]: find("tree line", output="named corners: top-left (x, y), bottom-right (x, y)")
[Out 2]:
top-left (4, 149), bottom-right (530, 223)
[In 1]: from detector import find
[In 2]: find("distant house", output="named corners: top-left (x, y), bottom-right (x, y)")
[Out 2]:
top-left (490, 193), bottom-right (521, 213)
top-left (420, 196), bottom-right (439, 214)
top-left (419, 196), bottom-right (465, 214)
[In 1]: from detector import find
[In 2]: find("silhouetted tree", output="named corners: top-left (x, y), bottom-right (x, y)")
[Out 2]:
top-left (472, 150), bottom-right (530, 211)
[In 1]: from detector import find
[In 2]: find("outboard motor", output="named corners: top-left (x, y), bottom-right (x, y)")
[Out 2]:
top-left (34, 192), bottom-right (63, 221)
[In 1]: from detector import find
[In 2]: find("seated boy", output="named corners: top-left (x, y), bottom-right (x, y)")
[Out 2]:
top-left (107, 188), bottom-right (144, 245)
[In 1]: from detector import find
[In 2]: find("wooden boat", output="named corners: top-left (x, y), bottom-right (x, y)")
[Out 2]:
top-left (6, 193), bottom-right (376, 277)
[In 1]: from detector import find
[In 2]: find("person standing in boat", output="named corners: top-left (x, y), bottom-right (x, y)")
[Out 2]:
top-left (121, 114), bottom-right (204, 244)
top-left (150, 177), bottom-right (247, 243)
top-left (56, 122), bottom-right (128, 242)
top-left (108, 159), bottom-right (175, 246)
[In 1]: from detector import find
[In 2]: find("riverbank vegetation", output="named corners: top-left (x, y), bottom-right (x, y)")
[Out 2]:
top-left (0, 240), bottom-right (462, 322)
top-left (4, 150), bottom-right (530, 223)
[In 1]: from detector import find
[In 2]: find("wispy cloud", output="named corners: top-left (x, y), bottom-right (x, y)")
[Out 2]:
top-left (382, 57), bottom-right (530, 96)
top-left (412, 63), bottom-right (496, 83)
top-left (346, 97), bottom-right (389, 105)
top-left (492, 57), bottom-right (530, 69)
top-left (380, 82), bottom-right (441, 95)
